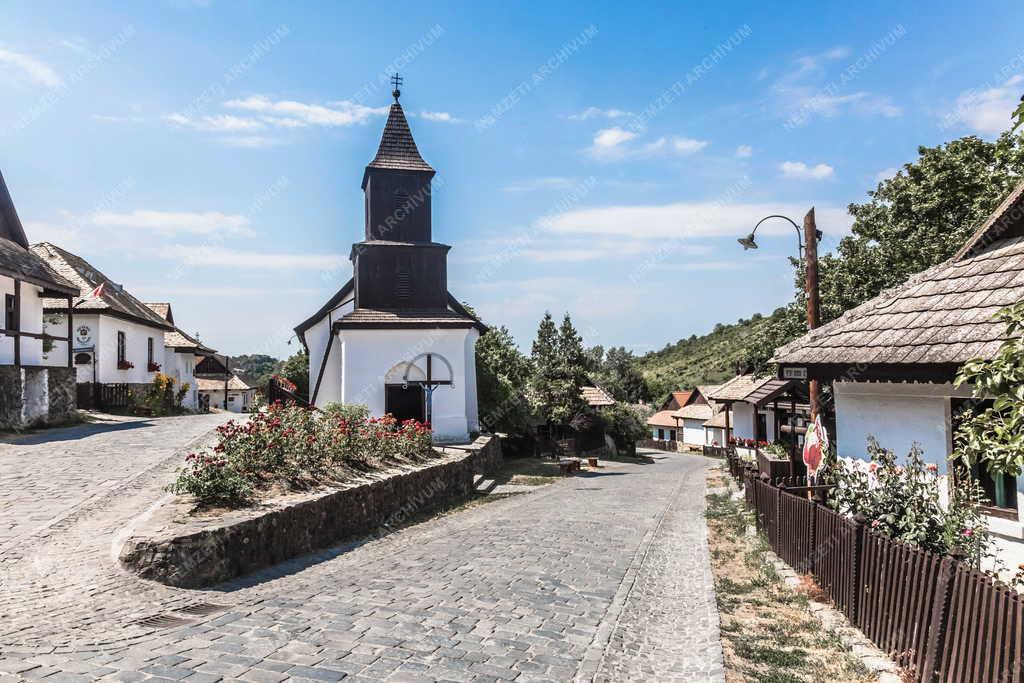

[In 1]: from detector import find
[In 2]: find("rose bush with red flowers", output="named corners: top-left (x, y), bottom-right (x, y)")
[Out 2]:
top-left (170, 401), bottom-right (434, 507)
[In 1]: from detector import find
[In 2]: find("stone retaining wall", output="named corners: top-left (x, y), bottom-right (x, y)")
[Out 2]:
top-left (119, 434), bottom-right (501, 588)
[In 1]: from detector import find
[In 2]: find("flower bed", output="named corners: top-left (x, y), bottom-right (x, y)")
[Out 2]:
top-left (122, 435), bottom-right (500, 587)
top-left (169, 402), bottom-right (435, 508)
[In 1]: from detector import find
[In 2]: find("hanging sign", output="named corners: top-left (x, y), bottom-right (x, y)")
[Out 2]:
top-left (782, 366), bottom-right (808, 380)
top-left (802, 414), bottom-right (830, 477)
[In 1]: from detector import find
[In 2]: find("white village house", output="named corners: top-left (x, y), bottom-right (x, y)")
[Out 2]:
top-left (773, 180), bottom-right (1024, 566)
top-left (295, 86), bottom-right (484, 442)
top-left (706, 374), bottom-right (811, 446)
top-left (0, 170), bottom-right (80, 428)
top-left (144, 302), bottom-right (217, 411)
top-left (197, 373), bottom-right (256, 413)
top-left (31, 243), bottom-right (175, 409)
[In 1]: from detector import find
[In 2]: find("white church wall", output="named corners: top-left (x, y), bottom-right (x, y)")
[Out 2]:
top-left (306, 294), bottom-right (353, 406)
top-left (463, 329), bottom-right (479, 433)
top-left (337, 327), bottom-right (478, 442)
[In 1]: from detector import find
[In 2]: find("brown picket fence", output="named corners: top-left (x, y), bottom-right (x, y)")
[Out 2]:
top-left (935, 563), bottom-right (1024, 683)
top-left (736, 473), bottom-right (1024, 682)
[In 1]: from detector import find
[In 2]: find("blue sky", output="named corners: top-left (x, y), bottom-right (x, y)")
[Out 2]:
top-left (1, 1), bottom-right (1023, 359)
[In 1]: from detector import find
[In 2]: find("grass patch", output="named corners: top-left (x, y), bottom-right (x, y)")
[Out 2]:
top-left (706, 465), bottom-right (877, 683)
top-left (490, 457), bottom-right (573, 487)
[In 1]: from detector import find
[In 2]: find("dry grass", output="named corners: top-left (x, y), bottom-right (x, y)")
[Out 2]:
top-left (705, 466), bottom-right (876, 683)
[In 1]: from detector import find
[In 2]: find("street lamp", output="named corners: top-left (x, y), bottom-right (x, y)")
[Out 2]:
top-left (739, 208), bottom-right (824, 416)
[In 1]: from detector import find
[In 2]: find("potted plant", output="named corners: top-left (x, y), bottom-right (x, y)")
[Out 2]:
top-left (757, 441), bottom-right (793, 480)
top-left (117, 359), bottom-right (135, 370)
top-left (147, 361), bottom-right (161, 372)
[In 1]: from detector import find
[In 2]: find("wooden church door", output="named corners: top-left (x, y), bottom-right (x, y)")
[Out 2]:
top-left (385, 384), bottom-right (425, 423)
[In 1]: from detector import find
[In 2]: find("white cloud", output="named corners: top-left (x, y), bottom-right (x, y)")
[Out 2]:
top-left (771, 47), bottom-right (902, 124)
top-left (592, 127), bottom-right (636, 149)
top-left (87, 210), bottom-right (254, 236)
top-left (568, 107), bottom-right (633, 121)
top-left (794, 91), bottom-right (901, 119)
top-left (874, 167), bottom-right (899, 183)
top-left (667, 137), bottom-right (708, 154)
top-left (225, 95), bottom-right (387, 127)
top-left (417, 110), bottom-right (464, 123)
top-left (589, 128), bottom-right (708, 160)
top-left (779, 161), bottom-right (835, 180)
top-left (537, 201), bottom-right (851, 240)
top-left (0, 47), bottom-right (60, 87)
top-left (947, 75), bottom-right (1024, 135)
top-left (57, 38), bottom-right (88, 53)
top-left (163, 113), bottom-right (265, 132)
top-left (789, 47), bottom-right (850, 80)
top-left (735, 145), bottom-right (753, 158)
top-left (164, 245), bottom-right (346, 272)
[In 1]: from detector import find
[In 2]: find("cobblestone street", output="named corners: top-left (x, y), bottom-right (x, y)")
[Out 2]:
top-left (0, 432), bottom-right (723, 682)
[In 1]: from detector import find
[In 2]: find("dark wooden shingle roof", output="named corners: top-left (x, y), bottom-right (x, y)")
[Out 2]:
top-left (334, 307), bottom-right (482, 330)
top-left (32, 242), bottom-right (172, 330)
top-left (773, 236), bottom-right (1024, 366)
top-left (366, 103), bottom-right (434, 173)
top-left (0, 169), bottom-right (29, 249)
top-left (0, 237), bottom-right (78, 295)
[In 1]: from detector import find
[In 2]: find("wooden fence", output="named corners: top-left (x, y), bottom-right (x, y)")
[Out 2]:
top-left (76, 383), bottom-right (133, 410)
top-left (733, 465), bottom-right (1024, 682)
top-left (638, 438), bottom-right (678, 452)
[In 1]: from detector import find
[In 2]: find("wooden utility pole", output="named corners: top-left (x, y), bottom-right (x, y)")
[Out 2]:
top-left (803, 208), bottom-right (821, 417)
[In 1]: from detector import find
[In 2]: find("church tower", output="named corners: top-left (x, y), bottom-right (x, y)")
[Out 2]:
top-left (353, 80), bottom-right (449, 311)
top-left (294, 76), bottom-right (483, 442)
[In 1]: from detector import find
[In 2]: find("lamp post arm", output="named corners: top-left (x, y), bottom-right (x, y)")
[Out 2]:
top-left (751, 214), bottom-right (806, 257)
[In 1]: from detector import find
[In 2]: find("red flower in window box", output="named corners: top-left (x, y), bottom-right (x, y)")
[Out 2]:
top-left (148, 362), bottom-right (161, 372)
top-left (117, 360), bottom-right (135, 370)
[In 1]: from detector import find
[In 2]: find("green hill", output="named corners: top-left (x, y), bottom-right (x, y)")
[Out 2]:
top-left (636, 307), bottom-right (794, 397)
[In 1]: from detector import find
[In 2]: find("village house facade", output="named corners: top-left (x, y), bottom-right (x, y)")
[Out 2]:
top-left (197, 374), bottom-right (256, 413)
top-left (145, 302), bottom-right (217, 411)
top-left (31, 243), bottom-right (175, 408)
top-left (646, 387), bottom-right (719, 448)
top-left (295, 85), bottom-right (484, 442)
top-left (0, 170), bottom-right (79, 429)
top-left (706, 374), bottom-right (811, 447)
top-left (773, 180), bottom-right (1024, 565)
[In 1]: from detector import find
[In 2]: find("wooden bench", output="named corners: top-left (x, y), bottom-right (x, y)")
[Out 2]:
top-left (558, 458), bottom-right (582, 473)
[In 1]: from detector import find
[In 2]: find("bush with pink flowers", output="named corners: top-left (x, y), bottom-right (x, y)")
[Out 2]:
top-left (170, 401), bottom-right (435, 507)
top-left (828, 437), bottom-right (989, 561)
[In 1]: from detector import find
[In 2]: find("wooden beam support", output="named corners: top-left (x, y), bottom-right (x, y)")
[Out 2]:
top-left (12, 278), bottom-right (20, 367)
top-left (66, 295), bottom-right (73, 368)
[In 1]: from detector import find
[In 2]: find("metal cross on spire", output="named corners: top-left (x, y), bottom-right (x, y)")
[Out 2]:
top-left (391, 73), bottom-right (403, 102)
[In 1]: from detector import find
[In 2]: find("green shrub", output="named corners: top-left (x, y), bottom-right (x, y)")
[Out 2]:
top-left (170, 452), bottom-right (251, 505)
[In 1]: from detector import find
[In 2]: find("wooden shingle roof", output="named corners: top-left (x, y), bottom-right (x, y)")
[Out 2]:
top-left (705, 374), bottom-right (775, 402)
top-left (773, 189), bottom-right (1024, 368)
top-left (0, 237), bottom-right (78, 295)
top-left (32, 242), bottom-right (172, 330)
top-left (366, 103), bottom-right (434, 173)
